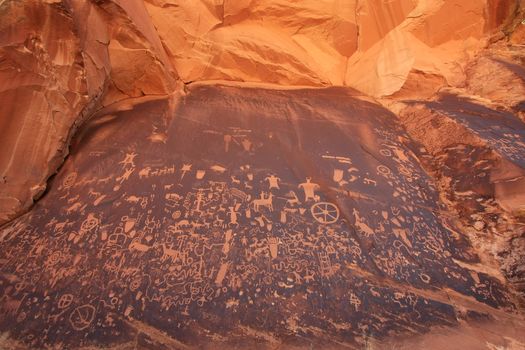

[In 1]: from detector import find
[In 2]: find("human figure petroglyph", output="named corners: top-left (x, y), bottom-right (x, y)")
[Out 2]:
top-left (265, 174), bottom-right (281, 190)
top-left (116, 168), bottom-right (135, 184)
top-left (227, 207), bottom-right (239, 226)
top-left (298, 177), bottom-right (320, 201)
top-left (119, 152), bottom-right (137, 169)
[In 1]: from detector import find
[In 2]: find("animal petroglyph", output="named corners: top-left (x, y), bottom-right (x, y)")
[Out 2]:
top-left (251, 192), bottom-right (274, 212)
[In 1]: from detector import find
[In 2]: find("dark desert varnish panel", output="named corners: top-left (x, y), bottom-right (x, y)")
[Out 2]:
top-left (0, 86), bottom-right (520, 349)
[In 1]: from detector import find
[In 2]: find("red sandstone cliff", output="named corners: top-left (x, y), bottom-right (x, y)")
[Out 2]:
top-left (0, 1), bottom-right (524, 349)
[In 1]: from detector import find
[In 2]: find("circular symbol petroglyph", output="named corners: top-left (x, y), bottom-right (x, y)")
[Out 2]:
top-left (45, 251), bottom-right (62, 267)
top-left (311, 202), bottom-right (340, 224)
top-left (81, 215), bottom-right (99, 232)
top-left (377, 165), bottom-right (391, 176)
top-left (172, 210), bottom-right (181, 220)
top-left (419, 273), bottom-right (431, 284)
top-left (58, 294), bottom-right (74, 309)
top-left (380, 149), bottom-right (392, 157)
top-left (69, 305), bottom-right (96, 331)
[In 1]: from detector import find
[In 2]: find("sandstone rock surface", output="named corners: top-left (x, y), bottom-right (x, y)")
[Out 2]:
top-left (0, 0), bottom-right (525, 349)
top-left (0, 0), bottom-right (178, 225)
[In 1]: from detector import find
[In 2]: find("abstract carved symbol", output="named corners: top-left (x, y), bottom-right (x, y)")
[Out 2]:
top-left (129, 276), bottom-right (142, 292)
top-left (81, 214), bottom-right (99, 231)
top-left (311, 202), bottom-right (340, 224)
top-left (69, 305), bottom-right (96, 331)
top-left (58, 294), bottom-right (74, 309)
top-left (377, 165), bottom-right (391, 176)
top-left (62, 172), bottom-right (77, 189)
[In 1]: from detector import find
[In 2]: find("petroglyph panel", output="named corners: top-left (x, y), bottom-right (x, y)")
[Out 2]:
top-left (0, 87), bottom-right (518, 348)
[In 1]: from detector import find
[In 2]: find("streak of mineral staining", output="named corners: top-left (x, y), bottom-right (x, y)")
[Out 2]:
top-left (0, 87), bottom-right (523, 349)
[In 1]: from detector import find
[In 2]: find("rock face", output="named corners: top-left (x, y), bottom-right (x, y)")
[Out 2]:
top-left (0, 0), bottom-right (178, 225)
top-left (0, 0), bottom-right (524, 349)
top-left (145, 0), bottom-right (517, 94)
top-left (0, 86), bottom-right (524, 349)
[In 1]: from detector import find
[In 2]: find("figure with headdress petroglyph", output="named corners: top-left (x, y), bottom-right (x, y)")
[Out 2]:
top-left (298, 177), bottom-right (320, 202)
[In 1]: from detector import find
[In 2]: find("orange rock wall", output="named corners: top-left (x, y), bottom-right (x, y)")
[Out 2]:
top-left (0, 0), bottom-right (520, 224)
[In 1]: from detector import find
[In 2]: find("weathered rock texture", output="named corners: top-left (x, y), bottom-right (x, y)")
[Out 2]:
top-left (145, 0), bottom-right (518, 95)
top-left (0, 0), bottom-right (525, 349)
top-left (0, 0), bottom-right (178, 225)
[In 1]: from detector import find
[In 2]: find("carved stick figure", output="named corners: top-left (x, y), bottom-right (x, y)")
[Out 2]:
top-left (116, 168), bottom-right (134, 184)
top-left (119, 152), bottom-right (137, 169)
